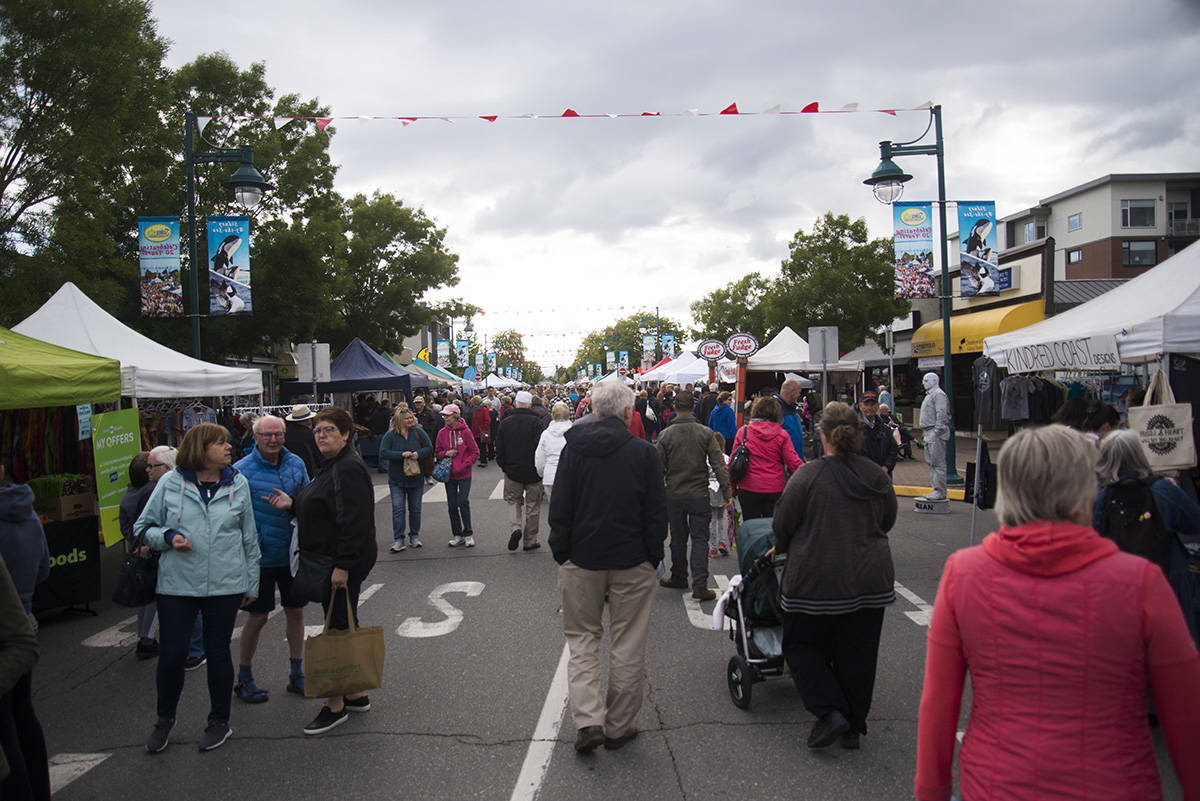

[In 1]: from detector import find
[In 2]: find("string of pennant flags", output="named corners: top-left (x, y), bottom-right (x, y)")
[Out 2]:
top-left (194, 100), bottom-right (934, 134)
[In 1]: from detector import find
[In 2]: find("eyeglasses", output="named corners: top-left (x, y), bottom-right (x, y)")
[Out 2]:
top-left (256, 431), bottom-right (285, 439)
top-left (313, 425), bottom-right (340, 436)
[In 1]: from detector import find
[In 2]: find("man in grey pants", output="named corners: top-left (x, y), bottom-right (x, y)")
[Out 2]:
top-left (918, 372), bottom-right (950, 500)
top-left (655, 391), bottom-right (732, 601)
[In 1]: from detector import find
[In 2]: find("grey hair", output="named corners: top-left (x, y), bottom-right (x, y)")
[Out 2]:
top-left (252, 414), bottom-right (283, 434)
top-left (1095, 429), bottom-right (1151, 487)
top-left (995, 424), bottom-right (1098, 527)
top-left (591, 381), bottom-right (634, 419)
top-left (149, 445), bottom-right (178, 470)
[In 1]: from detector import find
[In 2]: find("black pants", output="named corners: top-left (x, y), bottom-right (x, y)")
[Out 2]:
top-left (320, 576), bottom-right (364, 630)
top-left (156, 593), bottom-right (242, 723)
top-left (737, 489), bottom-right (781, 520)
top-left (0, 672), bottom-right (49, 801)
top-left (781, 607), bottom-right (885, 735)
top-left (667, 497), bottom-right (711, 592)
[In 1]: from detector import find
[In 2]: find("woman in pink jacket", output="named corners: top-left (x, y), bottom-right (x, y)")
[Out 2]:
top-left (730, 396), bottom-right (803, 519)
top-left (435, 404), bottom-right (480, 547)
top-left (915, 424), bottom-right (1199, 801)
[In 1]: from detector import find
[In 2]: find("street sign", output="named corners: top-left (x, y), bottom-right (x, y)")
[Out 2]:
top-left (698, 339), bottom-right (726, 361)
top-left (725, 332), bottom-right (759, 358)
top-left (808, 326), bottom-right (839, 364)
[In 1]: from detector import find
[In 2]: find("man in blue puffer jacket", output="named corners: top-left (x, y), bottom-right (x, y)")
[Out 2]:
top-left (232, 414), bottom-right (309, 702)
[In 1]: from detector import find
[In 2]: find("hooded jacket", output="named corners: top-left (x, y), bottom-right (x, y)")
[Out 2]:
top-left (534, 419), bottom-right (572, 486)
top-left (548, 415), bottom-right (668, 570)
top-left (915, 520), bottom-right (1200, 801)
top-left (730, 420), bottom-right (803, 494)
top-left (435, 419), bottom-right (479, 480)
top-left (0, 483), bottom-right (50, 614)
top-left (136, 466), bottom-right (261, 599)
top-left (774, 394), bottom-right (806, 459)
top-left (234, 445), bottom-right (310, 568)
top-left (496, 407), bottom-right (546, 484)
top-left (655, 413), bottom-right (731, 502)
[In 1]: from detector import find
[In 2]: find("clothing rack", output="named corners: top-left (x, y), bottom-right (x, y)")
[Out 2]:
top-left (232, 402), bottom-right (331, 415)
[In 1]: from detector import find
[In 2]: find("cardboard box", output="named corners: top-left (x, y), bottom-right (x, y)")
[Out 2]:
top-left (34, 493), bottom-right (96, 522)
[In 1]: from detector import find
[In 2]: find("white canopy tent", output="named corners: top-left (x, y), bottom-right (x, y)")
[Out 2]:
top-left (595, 370), bottom-right (635, 385)
top-left (14, 282), bottom-right (263, 397)
top-left (984, 240), bottom-right (1200, 369)
top-left (483, 372), bottom-right (523, 389)
top-left (747, 326), bottom-right (863, 373)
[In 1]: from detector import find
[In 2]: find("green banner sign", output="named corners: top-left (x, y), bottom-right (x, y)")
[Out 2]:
top-left (92, 408), bottom-right (142, 547)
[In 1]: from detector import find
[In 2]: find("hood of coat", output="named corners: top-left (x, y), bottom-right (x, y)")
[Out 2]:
top-left (545, 419), bottom-right (572, 438)
top-left (177, 464), bottom-right (238, 488)
top-left (817, 455), bottom-right (892, 501)
top-left (745, 419), bottom-right (787, 445)
top-left (0, 483), bottom-right (35, 523)
top-left (982, 519), bottom-right (1118, 577)
top-left (564, 415), bottom-right (633, 457)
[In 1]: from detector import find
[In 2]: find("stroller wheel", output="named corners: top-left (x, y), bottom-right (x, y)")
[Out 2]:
top-left (727, 655), bottom-right (753, 709)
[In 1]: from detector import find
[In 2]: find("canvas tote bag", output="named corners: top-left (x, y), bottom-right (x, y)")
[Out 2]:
top-left (304, 589), bottom-right (385, 698)
top-left (1127, 368), bottom-right (1196, 472)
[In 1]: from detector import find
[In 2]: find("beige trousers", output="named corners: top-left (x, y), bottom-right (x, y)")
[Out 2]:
top-left (503, 478), bottom-right (544, 546)
top-left (557, 560), bottom-right (657, 736)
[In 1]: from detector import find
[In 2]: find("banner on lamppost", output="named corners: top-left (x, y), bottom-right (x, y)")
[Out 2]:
top-left (662, 334), bottom-right (675, 357)
top-left (958, 201), bottom-right (1006, 297)
top-left (605, 350), bottom-right (616, 371)
top-left (619, 350), bottom-right (629, 373)
top-left (487, 351), bottom-right (497, 373)
top-left (436, 340), bottom-right (450, 368)
top-left (455, 339), bottom-right (469, 368)
top-left (138, 217), bottom-right (184, 317)
top-left (206, 216), bottom-right (252, 316)
top-left (643, 334), bottom-right (655, 360)
top-left (92, 409), bottom-right (142, 547)
top-left (475, 352), bottom-right (484, 371)
top-left (892, 202), bottom-right (936, 299)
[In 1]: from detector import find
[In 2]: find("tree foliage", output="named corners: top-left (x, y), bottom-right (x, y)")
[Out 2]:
top-left (688, 272), bottom-right (770, 342)
top-left (488, 328), bottom-right (544, 383)
top-left (567, 313), bottom-right (685, 377)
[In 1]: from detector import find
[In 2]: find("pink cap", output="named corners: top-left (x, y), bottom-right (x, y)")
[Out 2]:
top-left (440, 403), bottom-right (461, 416)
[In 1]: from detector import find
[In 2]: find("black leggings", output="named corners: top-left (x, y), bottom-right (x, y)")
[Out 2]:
top-left (0, 672), bottom-right (49, 801)
top-left (737, 489), bottom-right (781, 520)
top-left (156, 593), bottom-right (242, 723)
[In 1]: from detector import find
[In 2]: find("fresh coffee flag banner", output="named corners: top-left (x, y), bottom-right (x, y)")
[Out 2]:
top-left (455, 339), bottom-right (469, 368)
top-left (436, 340), bottom-right (450, 368)
top-left (958, 202), bottom-right (1003, 298)
top-left (138, 217), bottom-right (184, 317)
top-left (207, 216), bottom-right (252, 315)
top-left (92, 409), bottom-right (142, 547)
top-left (892, 202), bottom-right (935, 299)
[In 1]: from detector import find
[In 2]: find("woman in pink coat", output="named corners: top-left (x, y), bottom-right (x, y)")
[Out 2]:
top-left (915, 424), bottom-right (1199, 801)
top-left (729, 396), bottom-right (803, 519)
top-left (435, 404), bottom-right (480, 547)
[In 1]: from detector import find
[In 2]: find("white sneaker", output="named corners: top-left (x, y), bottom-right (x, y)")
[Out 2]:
top-left (449, 536), bottom-right (464, 547)
top-left (390, 542), bottom-right (406, 553)
top-left (464, 536), bottom-right (476, 548)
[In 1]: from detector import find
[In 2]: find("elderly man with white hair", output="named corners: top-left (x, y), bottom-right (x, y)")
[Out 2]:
top-left (497, 390), bottom-right (549, 551)
top-left (548, 380), bottom-right (668, 754)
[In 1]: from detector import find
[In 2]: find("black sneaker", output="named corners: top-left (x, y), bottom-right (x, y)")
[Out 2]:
top-left (184, 655), bottom-right (206, 671)
top-left (342, 695), bottom-right (371, 713)
top-left (303, 705), bottom-right (348, 735)
top-left (198, 720), bottom-right (232, 752)
top-left (507, 530), bottom-right (522, 551)
top-left (136, 638), bottom-right (159, 660)
top-left (144, 717), bottom-right (174, 754)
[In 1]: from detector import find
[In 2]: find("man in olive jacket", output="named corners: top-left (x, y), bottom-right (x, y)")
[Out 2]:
top-left (655, 391), bottom-right (731, 601)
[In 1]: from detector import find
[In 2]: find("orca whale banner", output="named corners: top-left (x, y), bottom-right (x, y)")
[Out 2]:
top-left (207, 216), bottom-right (253, 315)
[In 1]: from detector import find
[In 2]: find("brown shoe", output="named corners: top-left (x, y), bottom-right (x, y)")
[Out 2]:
top-left (574, 725), bottom-right (605, 754)
top-left (604, 724), bottom-right (639, 750)
top-left (659, 577), bottom-right (687, 589)
top-left (691, 588), bottom-right (716, 601)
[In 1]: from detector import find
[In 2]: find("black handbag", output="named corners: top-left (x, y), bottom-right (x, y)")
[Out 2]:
top-left (729, 426), bottom-right (751, 483)
top-left (291, 551), bottom-right (334, 604)
top-left (111, 532), bottom-right (158, 607)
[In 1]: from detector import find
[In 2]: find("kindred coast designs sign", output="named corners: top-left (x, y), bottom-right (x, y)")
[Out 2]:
top-left (698, 339), bottom-right (726, 360)
top-left (725, 333), bottom-right (759, 358)
top-left (1003, 335), bottom-right (1120, 374)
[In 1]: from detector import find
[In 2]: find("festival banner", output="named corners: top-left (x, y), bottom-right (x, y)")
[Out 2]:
top-left (643, 334), bottom-right (655, 360)
top-left (605, 350), bottom-right (616, 371)
top-left (595, 363), bottom-right (602, 377)
top-left (207, 216), bottom-right (252, 315)
top-left (662, 334), bottom-right (675, 357)
top-left (619, 350), bottom-right (629, 372)
top-left (892, 202), bottom-right (936, 299)
top-left (475, 353), bottom-right (484, 370)
top-left (436, 340), bottom-right (450, 368)
top-left (958, 201), bottom-right (1003, 298)
top-left (487, 351), bottom-right (497, 373)
top-left (138, 216), bottom-right (184, 317)
top-left (92, 409), bottom-right (142, 547)
top-left (455, 339), bottom-right (469, 368)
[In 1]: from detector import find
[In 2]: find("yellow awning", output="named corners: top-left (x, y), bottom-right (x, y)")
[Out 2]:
top-left (911, 300), bottom-right (1044, 357)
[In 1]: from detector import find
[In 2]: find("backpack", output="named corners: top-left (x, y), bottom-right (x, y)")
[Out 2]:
top-left (729, 426), bottom-right (751, 483)
top-left (1095, 478), bottom-right (1170, 573)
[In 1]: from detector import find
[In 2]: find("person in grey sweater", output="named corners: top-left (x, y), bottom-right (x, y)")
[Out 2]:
top-left (0, 465), bottom-right (50, 626)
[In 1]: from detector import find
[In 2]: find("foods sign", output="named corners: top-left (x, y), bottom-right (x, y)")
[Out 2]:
top-left (698, 339), bottom-right (726, 361)
top-left (725, 333), bottom-right (759, 358)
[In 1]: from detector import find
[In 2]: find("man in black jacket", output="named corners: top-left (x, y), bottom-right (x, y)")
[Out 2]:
top-left (284, 405), bottom-right (321, 479)
top-left (548, 381), bottom-right (667, 754)
top-left (497, 391), bottom-right (548, 551)
top-left (858, 393), bottom-right (898, 476)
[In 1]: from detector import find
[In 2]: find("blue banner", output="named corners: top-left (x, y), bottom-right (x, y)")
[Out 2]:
top-left (892, 202), bottom-right (936, 299)
top-left (475, 352), bottom-right (484, 370)
top-left (207, 216), bottom-right (252, 315)
top-left (619, 350), bottom-right (629, 371)
top-left (436, 340), bottom-right (450, 368)
top-left (958, 201), bottom-right (1002, 297)
top-left (487, 351), bottom-right (497, 372)
top-left (605, 350), bottom-right (616, 371)
top-left (455, 339), bottom-right (469, 368)
top-left (138, 216), bottom-right (183, 317)
top-left (662, 334), bottom-right (675, 357)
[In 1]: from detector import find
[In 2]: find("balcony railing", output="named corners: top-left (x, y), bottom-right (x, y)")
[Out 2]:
top-left (1169, 219), bottom-right (1199, 236)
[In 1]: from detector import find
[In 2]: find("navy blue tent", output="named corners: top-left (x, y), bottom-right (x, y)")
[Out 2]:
top-left (281, 337), bottom-right (428, 400)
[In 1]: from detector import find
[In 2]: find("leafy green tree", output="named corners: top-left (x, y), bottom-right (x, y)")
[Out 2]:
top-left (763, 213), bottom-right (907, 352)
top-left (689, 273), bottom-right (771, 342)
top-left (490, 328), bottom-right (544, 383)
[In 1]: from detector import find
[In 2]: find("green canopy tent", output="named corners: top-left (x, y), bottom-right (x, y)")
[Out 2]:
top-left (0, 325), bottom-right (121, 409)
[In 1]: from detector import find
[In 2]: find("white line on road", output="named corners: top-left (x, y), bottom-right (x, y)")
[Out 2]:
top-left (304, 582), bottom-right (385, 637)
top-left (488, 479), bottom-right (505, 500)
top-left (49, 752), bottom-right (110, 794)
top-left (82, 616), bottom-right (138, 648)
top-left (894, 581), bottom-right (934, 627)
top-left (422, 483), bottom-right (448, 504)
top-left (509, 643), bottom-right (570, 801)
top-left (374, 484), bottom-right (390, 503)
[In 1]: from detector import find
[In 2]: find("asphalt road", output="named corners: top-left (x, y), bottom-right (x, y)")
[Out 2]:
top-left (31, 466), bottom-right (1184, 801)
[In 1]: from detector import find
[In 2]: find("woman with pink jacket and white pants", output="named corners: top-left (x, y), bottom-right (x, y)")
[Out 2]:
top-left (435, 405), bottom-right (480, 547)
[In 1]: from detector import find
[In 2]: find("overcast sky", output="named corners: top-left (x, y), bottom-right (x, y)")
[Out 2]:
top-left (151, 0), bottom-right (1200, 372)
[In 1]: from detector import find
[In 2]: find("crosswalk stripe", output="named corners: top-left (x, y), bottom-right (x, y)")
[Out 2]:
top-left (304, 582), bottom-right (385, 638)
top-left (49, 752), bottom-right (110, 794)
top-left (488, 479), bottom-right (505, 500)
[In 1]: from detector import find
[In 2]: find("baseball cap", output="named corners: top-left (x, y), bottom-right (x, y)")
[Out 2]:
top-left (440, 403), bottom-right (461, 416)
top-left (861, 392), bottom-right (878, 402)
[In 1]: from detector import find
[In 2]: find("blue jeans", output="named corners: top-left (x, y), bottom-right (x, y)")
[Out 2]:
top-left (446, 477), bottom-right (473, 537)
top-left (188, 615), bottom-right (204, 658)
top-left (390, 481), bottom-right (423, 541)
top-left (156, 594), bottom-right (242, 723)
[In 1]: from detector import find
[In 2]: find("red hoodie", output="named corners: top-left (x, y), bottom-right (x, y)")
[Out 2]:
top-left (730, 420), bottom-right (802, 494)
top-left (915, 520), bottom-right (1200, 801)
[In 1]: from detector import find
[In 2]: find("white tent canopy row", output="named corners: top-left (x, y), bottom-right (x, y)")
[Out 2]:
top-left (595, 370), bottom-right (635, 385)
top-left (14, 282), bottom-right (263, 397)
top-left (639, 351), bottom-right (738, 384)
top-left (747, 326), bottom-right (864, 373)
top-left (984, 240), bottom-right (1200, 371)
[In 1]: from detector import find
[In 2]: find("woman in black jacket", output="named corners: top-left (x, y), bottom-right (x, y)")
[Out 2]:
top-left (268, 406), bottom-right (377, 736)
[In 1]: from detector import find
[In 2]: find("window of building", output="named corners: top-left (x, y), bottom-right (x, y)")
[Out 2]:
top-left (1122, 240), bottom-right (1157, 267)
top-left (1022, 220), bottom-right (1046, 242)
top-left (1121, 199), bottom-right (1155, 228)
top-left (1067, 249), bottom-right (1082, 263)
top-left (1067, 213), bottom-right (1082, 232)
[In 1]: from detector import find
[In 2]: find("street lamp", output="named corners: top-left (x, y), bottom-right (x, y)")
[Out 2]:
top-left (184, 112), bottom-right (271, 359)
top-left (862, 104), bottom-right (960, 484)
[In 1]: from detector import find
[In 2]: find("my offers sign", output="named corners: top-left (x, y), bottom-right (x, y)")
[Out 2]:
top-left (91, 409), bottom-right (142, 547)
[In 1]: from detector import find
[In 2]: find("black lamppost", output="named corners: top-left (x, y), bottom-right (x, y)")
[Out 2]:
top-left (184, 112), bottom-right (271, 359)
top-left (862, 104), bottom-right (960, 483)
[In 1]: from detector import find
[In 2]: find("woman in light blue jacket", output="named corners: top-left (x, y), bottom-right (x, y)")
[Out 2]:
top-left (135, 423), bottom-right (260, 755)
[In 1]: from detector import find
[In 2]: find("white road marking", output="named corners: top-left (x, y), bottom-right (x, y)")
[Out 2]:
top-left (49, 752), bottom-right (110, 794)
top-left (509, 644), bottom-right (570, 801)
top-left (304, 582), bottom-right (385, 637)
top-left (374, 484), bottom-right (390, 503)
top-left (397, 580), bottom-right (485, 638)
top-left (231, 605), bottom-right (284, 640)
top-left (82, 615), bottom-right (138, 648)
top-left (894, 581), bottom-right (934, 627)
top-left (422, 483), bottom-right (448, 504)
top-left (488, 479), bottom-right (506, 500)
top-left (714, 574), bottom-right (731, 592)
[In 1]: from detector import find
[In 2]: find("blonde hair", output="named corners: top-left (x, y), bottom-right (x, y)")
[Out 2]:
top-left (996, 424), bottom-right (1098, 527)
top-left (551, 402), bottom-right (571, 421)
top-left (391, 407), bottom-right (414, 434)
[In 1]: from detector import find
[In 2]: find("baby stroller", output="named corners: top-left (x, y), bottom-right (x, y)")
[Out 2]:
top-left (723, 516), bottom-right (787, 709)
